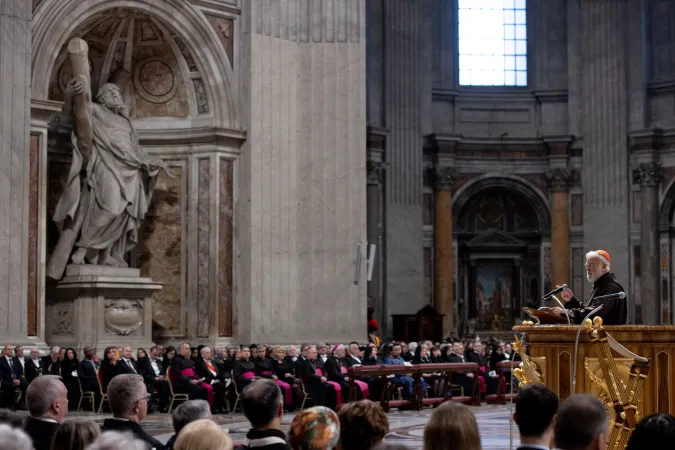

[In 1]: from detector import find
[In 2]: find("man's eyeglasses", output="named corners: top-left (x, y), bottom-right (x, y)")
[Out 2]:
top-left (136, 393), bottom-right (152, 404)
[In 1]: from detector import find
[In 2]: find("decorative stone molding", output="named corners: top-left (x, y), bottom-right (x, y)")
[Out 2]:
top-left (545, 168), bottom-right (578, 192)
top-left (367, 160), bottom-right (386, 185)
top-left (633, 162), bottom-right (662, 187)
top-left (434, 167), bottom-right (457, 191)
top-left (104, 299), bottom-right (143, 336)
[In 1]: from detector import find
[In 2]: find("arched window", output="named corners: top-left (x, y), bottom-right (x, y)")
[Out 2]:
top-left (458, 0), bottom-right (527, 86)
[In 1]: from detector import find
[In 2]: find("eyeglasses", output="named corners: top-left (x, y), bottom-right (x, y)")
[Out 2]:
top-left (136, 394), bottom-right (152, 404)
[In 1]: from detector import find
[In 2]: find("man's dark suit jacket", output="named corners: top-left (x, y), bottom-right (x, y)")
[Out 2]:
top-left (0, 357), bottom-right (17, 388)
top-left (24, 358), bottom-right (42, 383)
top-left (24, 417), bottom-right (60, 450)
top-left (40, 356), bottom-right (60, 376)
top-left (117, 358), bottom-right (140, 375)
top-left (195, 358), bottom-right (225, 383)
top-left (101, 418), bottom-right (165, 450)
top-left (77, 359), bottom-right (100, 391)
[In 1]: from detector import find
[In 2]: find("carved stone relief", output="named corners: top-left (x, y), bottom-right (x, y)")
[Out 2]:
top-left (50, 302), bottom-right (74, 336)
top-left (545, 168), bottom-right (579, 192)
top-left (104, 299), bottom-right (144, 336)
top-left (633, 162), bottom-right (662, 187)
top-left (433, 167), bottom-right (457, 191)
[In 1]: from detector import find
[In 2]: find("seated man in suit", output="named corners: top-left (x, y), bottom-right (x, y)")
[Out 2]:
top-left (137, 346), bottom-right (171, 413)
top-left (24, 348), bottom-right (43, 384)
top-left (24, 375), bottom-right (68, 450)
top-left (41, 347), bottom-right (61, 376)
top-left (294, 346), bottom-right (335, 408)
top-left (514, 384), bottom-right (558, 450)
top-left (100, 374), bottom-right (164, 450)
top-left (117, 346), bottom-right (158, 412)
top-left (0, 344), bottom-right (21, 409)
top-left (77, 346), bottom-right (101, 407)
top-left (195, 346), bottom-right (227, 414)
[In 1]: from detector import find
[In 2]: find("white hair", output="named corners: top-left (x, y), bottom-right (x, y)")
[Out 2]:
top-left (85, 431), bottom-right (147, 450)
top-left (586, 251), bottom-right (610, 271)
top-left (26, 375), bottom-right (65, 417)
top-left (408, 342), bottom-right (418, 352)
top-left (0, 424), bottom-right (33, 450)
top-left (200, 347), bottom-right (211, 357)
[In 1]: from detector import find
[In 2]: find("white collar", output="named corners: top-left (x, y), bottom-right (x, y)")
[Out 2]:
top-left (33, 417), bottom-right (58, 423)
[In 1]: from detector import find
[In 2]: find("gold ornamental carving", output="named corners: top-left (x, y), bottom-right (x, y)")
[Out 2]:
top-left (512, 335), bottom-right (543, 387)
top-left (583, 317), bottom-right (650, 450)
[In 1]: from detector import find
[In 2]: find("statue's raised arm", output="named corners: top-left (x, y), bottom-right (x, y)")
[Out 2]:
top-left (66, 38), bottom-right (94, 162)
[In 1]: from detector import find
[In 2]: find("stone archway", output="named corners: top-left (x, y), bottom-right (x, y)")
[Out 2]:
top-left (31, 0), bottom-right (244, 348)
top-left (452, 175), bottom-right (551, 333)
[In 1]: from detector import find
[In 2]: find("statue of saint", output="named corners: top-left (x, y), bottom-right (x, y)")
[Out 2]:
top-left (46, 39), bottom-right (169, 279)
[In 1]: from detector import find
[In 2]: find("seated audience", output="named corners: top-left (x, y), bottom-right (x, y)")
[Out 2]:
top-left (382, 343), bottom-right (419, 400)
top-left (295, 346), bottom-right (336, 408)
top-left (41, 346), bottom-right (61, 376)
top-left (254, 345), bottom-right (293, 412)
top-left (236, 379), bottom-right (289, 450)
top-left (100, 347), bottom-right (120, 391)
top-left (173, 419), bottom-right (233, 450)
top-left (162, 347), bottom-right (177, 375)
top-left (24, 375), bottom-right (69, 450)
top-left (137, 347), bottom-right (171, 413)
top-left (100, 374), bottom-right (164, 450)
top-left (51, 420), bottom-right (101, 450)
top-left (423, 401), bottom-right (481, 450)
top-left (61, 348), bottom-right (80, 410)
top-left (0, 408), bottom-right (22, 427)
top-left (85, 431), bottom-right (149, 450)
top-left (171, 343), bottom-right (209, 402)
top-left (289, 406), bottom-right (340, 450)
top-left (0, 423), bottom-right (33, 450)
top-left (337, 400), bottom-right (389, 450)
top-left (513, 384), bottom-right (558, 450)
top-left (233, 347), bottom-right (258, 391)
top-left (0, 344), bottom-right (21, 410)
top-left (165, 400), bottom-right (212, 450)
top-left (554, 394), bottom-right (608, 450)
top-left (77, 347), bottom-right (101, 395)
top-left (195, 346), bottom-right (228, 413)
top-left (626, 413), bottom-right (675, 450)
top-left (24, 347), bottom-right (43, 384)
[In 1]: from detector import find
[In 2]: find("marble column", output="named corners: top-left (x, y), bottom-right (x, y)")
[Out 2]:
top-left (633, 162), bottom-right (661, 325)
top-left (546, 169), bottom-right (574, 288)
top-left (434, 167), bottom-right (455, 337)
top-left (0, 1), bottom-right (45, 348)
top-left (367, 158), bottom-right (385, 334)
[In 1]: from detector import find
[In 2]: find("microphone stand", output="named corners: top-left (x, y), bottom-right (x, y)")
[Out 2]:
top-left (550, 294), bottom-right (571, 325)
top-left (572, 304), bottom-right (604, 394)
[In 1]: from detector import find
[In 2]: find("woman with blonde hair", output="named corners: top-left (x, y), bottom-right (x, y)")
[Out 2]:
top-left (423, 401), bottom-right (481, 450)
top-left (52, 420), bottom-right (100, 450)
top-left (173, 419), bottom-right (233, 450)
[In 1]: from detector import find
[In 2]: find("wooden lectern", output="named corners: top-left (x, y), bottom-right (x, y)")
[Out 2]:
top-left (512, 324), bottom-right (675, 417)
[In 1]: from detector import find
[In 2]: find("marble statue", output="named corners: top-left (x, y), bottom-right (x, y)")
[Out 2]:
top-left (46, 38), bottom-right (169, 280)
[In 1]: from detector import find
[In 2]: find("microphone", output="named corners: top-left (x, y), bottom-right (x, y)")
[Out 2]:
top-left (541, 284), bottom-right (568, 300)
top-left (593, 292), bottom-right (626, 302)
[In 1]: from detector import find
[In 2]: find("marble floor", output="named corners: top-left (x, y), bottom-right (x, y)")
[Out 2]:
top-left (52, 403), bottom-right (520, 450)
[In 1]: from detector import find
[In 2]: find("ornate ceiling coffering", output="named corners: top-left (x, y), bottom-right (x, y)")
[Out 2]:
top-left (48, 8), bottom-right (209, 119)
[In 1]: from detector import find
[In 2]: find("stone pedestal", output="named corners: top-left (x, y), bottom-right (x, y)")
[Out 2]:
top-left (46, 265), bottom-right (162, 355)
top-left (434, 168), bottom-right (455, 337)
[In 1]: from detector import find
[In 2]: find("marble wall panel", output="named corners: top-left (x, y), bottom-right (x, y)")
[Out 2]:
top-left (28, 135), bottom-right (39, 336)
top-left (137, 161), bottom-right (187, 337)
top-left (219, 158), bottom-right (234, 337)
top-left (197, 158), bottom-right (210, 338)
top-left (205, 15), bottom-right (235, 68)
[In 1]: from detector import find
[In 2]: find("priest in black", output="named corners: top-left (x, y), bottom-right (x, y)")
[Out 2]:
top-left (294, 346), bottom-right (335, 408)
top-left (552, 250), bottom-right (627, 325)
top-left (171, 343), bottom-right (209, 401)
top-left (233, 347), bottom-right (258, 391)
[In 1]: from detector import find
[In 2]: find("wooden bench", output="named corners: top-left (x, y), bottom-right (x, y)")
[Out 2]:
top-left (485, 360), bottom-right (520, 405)
top-left (348, 362), bottom-right (481, 411)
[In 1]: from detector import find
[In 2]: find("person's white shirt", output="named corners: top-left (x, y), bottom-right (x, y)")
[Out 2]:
top-left (150, 359), bottom-right (161, 376)
top-left (16, 356), bottom-right (25, 369)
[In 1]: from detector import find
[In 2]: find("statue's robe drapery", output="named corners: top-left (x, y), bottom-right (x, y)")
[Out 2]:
top-left (53, 104), bottom-right (163, 255)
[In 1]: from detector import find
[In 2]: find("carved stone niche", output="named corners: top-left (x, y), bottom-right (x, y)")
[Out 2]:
top-left (46, 265), bottom-right (162, 356)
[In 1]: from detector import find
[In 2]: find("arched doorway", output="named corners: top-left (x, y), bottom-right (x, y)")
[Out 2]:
top-left (453, 176), bottom-right (550, 334)
top-left (33, 0), bottom-right (243, 345)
